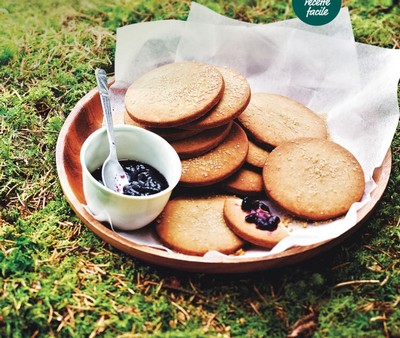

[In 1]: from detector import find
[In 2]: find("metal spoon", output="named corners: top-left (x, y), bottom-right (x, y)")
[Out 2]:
top-left (95, 68), bottom-right (129, 193)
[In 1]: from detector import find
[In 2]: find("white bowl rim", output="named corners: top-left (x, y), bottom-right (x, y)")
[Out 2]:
top-left (80, 124), bottom-right (182, 200)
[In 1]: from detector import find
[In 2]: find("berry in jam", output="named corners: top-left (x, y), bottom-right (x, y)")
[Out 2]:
top-left (91, 159), bottom-right (169, 197)
top-left (241, 196), bottom-right (257, 211)
top-left (257, 200), bottom-right (270, 212)
top-left (241, 197), bottom-right (280, 231)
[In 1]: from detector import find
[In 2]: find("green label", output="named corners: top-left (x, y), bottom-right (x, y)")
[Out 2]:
top-left (292, 0), bottom-right (342, 26)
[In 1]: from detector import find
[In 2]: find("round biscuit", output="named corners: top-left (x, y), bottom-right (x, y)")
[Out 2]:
top-left (156, 195), bottom-right (245, 256)
top-left (246, 141), bottom-right (270, 169)
top-left (170, 122), bottom-right (233, 159)
top-left (180, 122), bottom-right (248, 187)
top-left (237, 92), bottom-right (327, 148)
top-left (124, 108), bottom-right (202, 141)
top-left (123, 108), bottom-right (149, 128)
top-left (262, 138), bottom-right (365, 221)
top-left (220, 166), bottom-right (264, 196)
top-left (180, 66), bottom-right (251, 130)
top-left (125, 61), bottom-right (224, 128)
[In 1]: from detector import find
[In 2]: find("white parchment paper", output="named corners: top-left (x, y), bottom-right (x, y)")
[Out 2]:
top-left (103, 2), bottom-right (400, 258)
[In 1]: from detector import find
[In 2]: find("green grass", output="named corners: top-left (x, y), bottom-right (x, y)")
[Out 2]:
top-left (0, 0), bottom-right (399, 337)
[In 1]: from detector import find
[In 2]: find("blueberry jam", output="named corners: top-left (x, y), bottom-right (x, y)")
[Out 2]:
top-left (241, 197), bottom-right (280, 231)
top-left (91, 159), bottom-right (169, 197)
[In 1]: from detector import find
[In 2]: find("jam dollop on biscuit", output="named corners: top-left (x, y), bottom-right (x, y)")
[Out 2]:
top-left (223, 197), bottom-right (289, 249)
top-left (241, 197), bottom-right (280, 231)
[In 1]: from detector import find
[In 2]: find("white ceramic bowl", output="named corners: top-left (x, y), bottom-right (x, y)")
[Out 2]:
top-left (80, 125), bottom-right (181, 230)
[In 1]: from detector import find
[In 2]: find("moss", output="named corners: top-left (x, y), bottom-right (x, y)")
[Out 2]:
top-left (0, 0), bottom-right (399, 337)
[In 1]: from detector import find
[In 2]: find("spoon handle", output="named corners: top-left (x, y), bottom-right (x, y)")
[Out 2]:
top-left (95, 68), bottom-right (116, 156)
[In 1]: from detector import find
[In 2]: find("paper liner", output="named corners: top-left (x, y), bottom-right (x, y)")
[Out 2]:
top-left (89, 3), bottom-right (400, 258)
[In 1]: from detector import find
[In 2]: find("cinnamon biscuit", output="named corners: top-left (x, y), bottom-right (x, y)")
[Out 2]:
top-left (123, 109), bottom-right (149, 128)
top-left (180, 66), bottom-right (251, 130)
top-left (246, 141), bottom-right (270, 169)
top-left (220, 166), bottom-right (264, 196)
top-left (237, 93), bottom-right (327, 148)
top-left (125, 61), bottom-right (224, 128)
top-left (149, 127), bottom-right (203, 142)
top-left (223, 197), bottom-right (289, 249)
top-left (262, 138), bottom-right (365, 221)
top-left (170, 122), bottom-right (233, 159)
top-left (180, 122), bottom-right (248, 187)
top-left (124, 108), bottom-right (202, 141)
top-left (156, 195), bottom-right (245, 256)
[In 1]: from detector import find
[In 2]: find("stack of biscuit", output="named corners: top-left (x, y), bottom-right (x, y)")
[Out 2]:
top-left (235, 92), bottom-right (364, 222)
top-left (215, 91), bottom-right (331, 197)
top-left (224, 91), bottom-right (330, 196)
top-left (122, 61), bottom-right (366, 256)
top-left (124, 61), bottom-right (252, 188)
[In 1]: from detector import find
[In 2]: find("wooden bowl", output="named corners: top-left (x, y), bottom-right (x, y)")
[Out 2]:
top-left (56, 83), bottom-right (392, 273)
